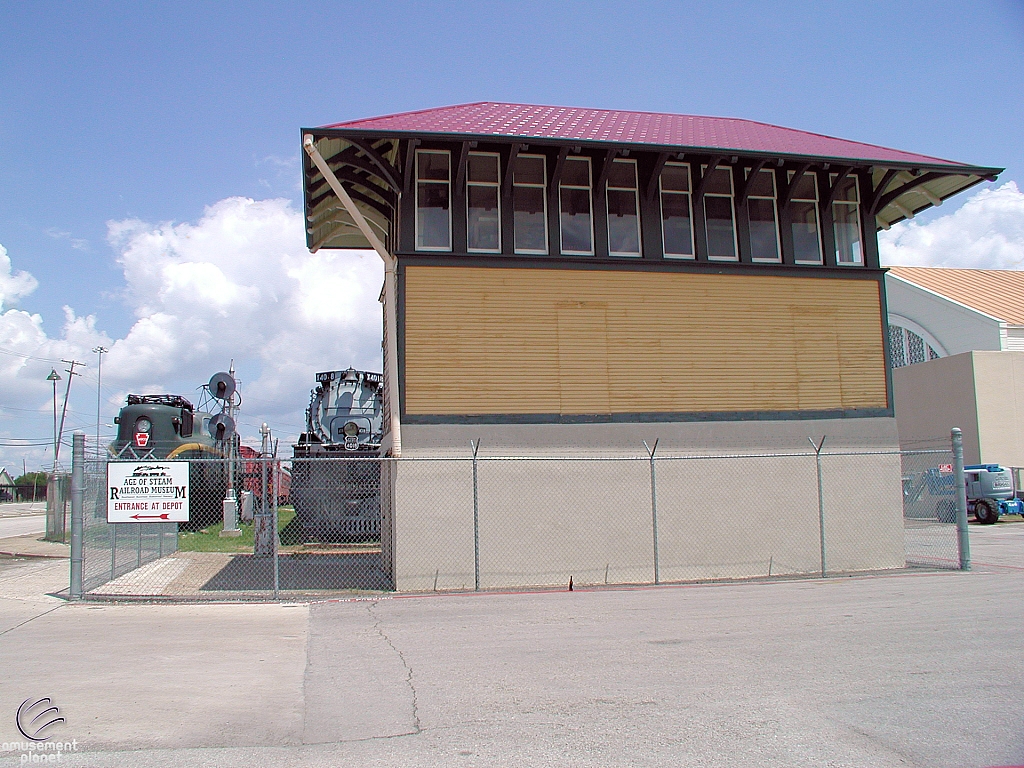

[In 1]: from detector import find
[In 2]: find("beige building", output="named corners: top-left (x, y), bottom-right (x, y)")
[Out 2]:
top-left (886, 267), bottom-right (1024, 466)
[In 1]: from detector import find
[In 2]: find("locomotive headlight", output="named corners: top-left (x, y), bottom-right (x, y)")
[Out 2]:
top-left (135, 417), bottom-right (152, 434)
top-left (343, 421), bottom-right (360, 437)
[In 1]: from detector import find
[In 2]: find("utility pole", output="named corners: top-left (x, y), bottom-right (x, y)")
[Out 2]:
top-left (55, 359), bottom-right (84, 469)
top-left (47, 369), bottom-right (61, 473)
top-left (93, 346), bottom-right (108, 457)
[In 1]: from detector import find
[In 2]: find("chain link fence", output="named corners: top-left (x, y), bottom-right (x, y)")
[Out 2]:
top-left (68, 435), bottom-right (967, 601)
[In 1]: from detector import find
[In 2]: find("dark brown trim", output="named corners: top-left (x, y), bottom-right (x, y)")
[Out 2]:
top-left (402, 407), bottom-right (894, 425)
top-left (395, 251), bottom-right (886, 280)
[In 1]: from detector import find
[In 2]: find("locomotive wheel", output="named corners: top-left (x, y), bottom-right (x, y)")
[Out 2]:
top-left (974, 498), bottom-right (999, 525)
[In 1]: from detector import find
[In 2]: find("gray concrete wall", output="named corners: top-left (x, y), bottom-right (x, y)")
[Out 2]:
top-left (399, 417), bottom-right (900, 458)
top-left (388, 417), bottom-right (904, 591)
top-left (893, 353), bottom-right (981, 460)
top-left (885, 275), bottom-right (1002, 356)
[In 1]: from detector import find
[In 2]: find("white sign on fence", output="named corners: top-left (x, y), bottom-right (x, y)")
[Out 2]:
top-left (107, 461), bottom-right (190, 523)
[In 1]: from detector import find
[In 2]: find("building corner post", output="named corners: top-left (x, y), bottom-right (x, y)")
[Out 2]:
top-left (951, 428), bottom-right (971, 571)
top-left (70, 431), bottom-right (85, 599)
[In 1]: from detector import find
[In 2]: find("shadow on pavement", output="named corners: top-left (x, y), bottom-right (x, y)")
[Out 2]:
top-left (201, 552), bottom-right (391, 591)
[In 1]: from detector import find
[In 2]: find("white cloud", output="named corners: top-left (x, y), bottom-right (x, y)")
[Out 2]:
top-left (0, 243), bottom-right (39, 309)
top-left (880, 182), bottom-right (1024, 269)
top-left (45, 227), bottom-right (89, 251)
top-left (0, 197), bottom-right (383, 471)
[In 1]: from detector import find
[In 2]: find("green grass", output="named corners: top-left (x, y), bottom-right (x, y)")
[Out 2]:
top-left (177, 506), bottom-right (296, 553)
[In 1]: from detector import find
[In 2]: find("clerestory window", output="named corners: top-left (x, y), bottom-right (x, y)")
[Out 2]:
top-left (559, 157), bottom-right (594, 255)
top-left (746, 169), bottom-right (781, 263)
top-left (702, 165), bottom-right (737, 261)
top-left (415, 150), bottom-right (451, 251)
top-left (831, 175), bottom-right (863, 265)
top-left (467, 153), bottom-right (500, 253)
top-left (789, 172), bottom-right (822, 264)
top-left (660, 163), bottom-right (694, 259)
top-left (513, 154), bottom-right (548, 254)
top-left (606, 159), bottom-right (641, 257)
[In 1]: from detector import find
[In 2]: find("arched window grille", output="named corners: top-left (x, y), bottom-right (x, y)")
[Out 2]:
top-left (888, 324), bottom-right (941, 368)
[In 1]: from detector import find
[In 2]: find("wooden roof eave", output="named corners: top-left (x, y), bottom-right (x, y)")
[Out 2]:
top-left (302, 133), bottom-right (403, 251)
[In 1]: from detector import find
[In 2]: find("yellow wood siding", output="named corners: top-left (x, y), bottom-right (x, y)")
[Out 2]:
top-left (403, 266), bottom-right (888, 415)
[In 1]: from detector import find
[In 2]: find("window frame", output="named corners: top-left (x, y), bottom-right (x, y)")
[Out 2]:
top-left (789, 170), bottom-right (823, 265)
top-left (701, 164), bottom-right (738, 262)
top-left (466, 151), bottom-right (502, 254)
top-left (830, 173), bottom-right (863, 266)
top-left (746, 168), bottom-right (781, 263)
top-left (659, 161), bottom-right (695, 260)
top-left (559, 156), bottom-right (595, 256)
top-left (605, 158), bottom-right (642, 258)
top-left (415, 149), bottom-right (452, 252)
top-left (512, 153), bottom-right (549, 255)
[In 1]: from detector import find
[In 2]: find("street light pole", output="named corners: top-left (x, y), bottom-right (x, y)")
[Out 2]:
top-left (47, 369), bottom-right (61, 473)
top-left (93, 346), bottom-right (108, 457)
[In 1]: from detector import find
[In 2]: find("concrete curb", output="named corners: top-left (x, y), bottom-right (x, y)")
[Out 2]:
top-left (0, 549), bottom-right (69, 560)
top-left (0, 534), bottom-right (70, 560)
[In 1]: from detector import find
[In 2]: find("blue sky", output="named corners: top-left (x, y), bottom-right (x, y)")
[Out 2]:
top-left (1, 0), bottom-right (1023, 470)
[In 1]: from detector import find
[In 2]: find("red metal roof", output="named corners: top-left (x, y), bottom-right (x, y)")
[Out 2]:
top-left (321, 102), bottom-right (968, 168)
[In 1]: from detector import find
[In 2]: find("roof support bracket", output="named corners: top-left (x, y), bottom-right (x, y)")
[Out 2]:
top-left (593, 149), bottom-right (619, 202)
top-left (874, 171), bottom-right (946, 216)
top-left (822, 166), bottom-right (853, 207)
top-left (692, 155), bottom-right (726, 201)
top-left (644, 152), bottom-right (670, 202)
top-left (735, 159), bottom-right (767, 205)
top-left (455, 141), bottom-right (471, 190)
top-left (347, 137), bottom-right (402, 194)
top-left (779, 162), bottom-right (812, 211)
top-left (867, 169), bottom-right (900, 216)
top-left (502, 143), bottom-right (523, 199)
top-left (403, 138), bottom-right (421, 195)
top-left (548, 146), bottom-right (570, 204)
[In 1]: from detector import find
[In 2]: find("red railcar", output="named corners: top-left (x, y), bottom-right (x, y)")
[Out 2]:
top-left (238, 444), bottom-right (291, 504)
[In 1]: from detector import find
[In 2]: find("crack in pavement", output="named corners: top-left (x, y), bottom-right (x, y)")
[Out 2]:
top-left (0, 603), bottom-right (63, 636)
top-left (367, 599), bottom-right (421, 735)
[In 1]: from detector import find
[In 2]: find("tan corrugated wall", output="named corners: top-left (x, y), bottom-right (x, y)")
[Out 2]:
top-left (403, 266), bottom-right (888, 415)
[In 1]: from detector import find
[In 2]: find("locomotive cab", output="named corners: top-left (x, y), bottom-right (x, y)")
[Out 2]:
top-left (113, 394), bottom-right (199, 454)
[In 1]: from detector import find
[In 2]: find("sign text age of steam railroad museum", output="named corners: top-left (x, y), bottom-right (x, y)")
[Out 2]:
top-left (107, 463), bottom-right (190, 524)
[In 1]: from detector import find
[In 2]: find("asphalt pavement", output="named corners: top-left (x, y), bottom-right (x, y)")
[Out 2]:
top-left (0, 524), bottom-right (1022, 767)
top-left (0, 514), bottom-right (45, 539)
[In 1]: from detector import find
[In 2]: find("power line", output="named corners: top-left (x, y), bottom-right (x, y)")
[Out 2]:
top-left (0, 346), bottom-right (67, 364)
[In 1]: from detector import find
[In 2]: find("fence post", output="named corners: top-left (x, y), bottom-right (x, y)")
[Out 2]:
top-left (951, 428), bottom-right (971, 571)
top-left (809, 436), bottom-right (827, 578)
top-left (643, 439), bottom-right (660, 585)
top-left (471, 439), bottom-right (481, 591)
top-left (70, 432), bottom-right (85, 599)
top-left (272, 460), bottom-right (280, 598)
